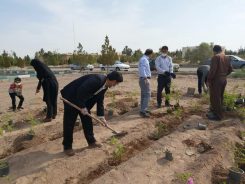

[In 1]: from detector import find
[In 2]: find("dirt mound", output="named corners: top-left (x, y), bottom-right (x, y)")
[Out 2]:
top-left (78, 138), bottom-right (152, 184)
top-left (106, 97), bottom-right (138, 116)
top-left (212, 165), bottom-right (228, 184)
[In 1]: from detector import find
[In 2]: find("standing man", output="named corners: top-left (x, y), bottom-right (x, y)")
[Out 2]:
top-left (197, 65), bottom-right (210, 95)
top-left (61, 71), bottom-right (123, 156)
top-left (138, 49), bottom-right (153, 118)
top-left (31, 59), bottom-right (59, 122)
top-left (155, 46), bottom-right (176, 108)
top-left (207, 45), bottom-right (232, 120)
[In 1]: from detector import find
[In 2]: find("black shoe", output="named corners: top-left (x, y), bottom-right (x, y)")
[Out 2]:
top-left (140, 112), bottom-right (150, 118)
top-left (64, 149), bottom-right (75, 156)
top-left (17, 107), bottom-right (24, 110)
top-left (88, 142), bottom-right (103, 149)
top-left (9, 107), bottom-right (16, 111)
top-left (43, 118), bottom-right (52, 122)
top-left (207, 113), bottom-right (221, 121)
top-left (52, 115), bottom-right (56, 119)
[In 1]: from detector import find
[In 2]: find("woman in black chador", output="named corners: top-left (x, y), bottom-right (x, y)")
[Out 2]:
top-left (31, 59), bottom-right (59, 122)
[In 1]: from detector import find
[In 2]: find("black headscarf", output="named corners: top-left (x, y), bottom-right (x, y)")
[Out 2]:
top-left (30, 59), bottom-right (56, 80)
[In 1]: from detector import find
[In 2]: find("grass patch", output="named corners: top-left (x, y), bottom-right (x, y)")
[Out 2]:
top-left (149, 121), bottom-right (169, 140)
top-left (234, 143), bottom-right (245, 171)
top-left (176, 172), bottom-right (192, 182)
top-left (230, 70), bottom-right (245, 78)
top-left (109, 136), bottom-right (119, 145)
top-left (223, 92), bottom-right (238, 110)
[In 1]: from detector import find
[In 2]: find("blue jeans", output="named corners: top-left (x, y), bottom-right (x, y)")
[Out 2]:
top-left (139, 78), bottom-right (151, 113)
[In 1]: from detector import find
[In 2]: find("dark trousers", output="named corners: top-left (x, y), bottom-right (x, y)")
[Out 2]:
top-left (197, 70), bottom-right (207, 94)
top-left (62, 103), bottom-right (96, 150)
top-left (197, 70), bottom-right (203, 94)
top-left (46, 97), bottom-right (57, 118)
top-left (43, 79), bottom-right (58, 119)
top-left (209, 77), bottom-right (227, 119)
top-left (157, 75), bottom-right (171, 105)
top-left (9, 93), bottom-right (24, 109)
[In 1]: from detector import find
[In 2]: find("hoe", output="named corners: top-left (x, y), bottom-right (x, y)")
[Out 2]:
top-left (61, 97), bottom-right (128, 138)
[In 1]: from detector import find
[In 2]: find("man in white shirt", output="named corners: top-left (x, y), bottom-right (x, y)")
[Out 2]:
top-left (155, 46), bottom-right (176, 108)
top-left (138, 49), bottom-right (153, 117)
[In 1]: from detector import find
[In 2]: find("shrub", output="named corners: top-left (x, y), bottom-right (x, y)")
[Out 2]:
top-left (113, 143), bottom-right (125, 160)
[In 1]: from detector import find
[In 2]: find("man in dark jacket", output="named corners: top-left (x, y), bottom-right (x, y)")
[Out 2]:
top-left (60, 71), bottom-right (123, 156)
top-left (31, 59), bottom-right (59, 122)
top-left (197, 65), bottom-right (210, 94)
top-left (207, 45), bottom-right (233, 120)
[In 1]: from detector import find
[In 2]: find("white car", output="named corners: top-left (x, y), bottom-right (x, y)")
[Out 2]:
top-left (173, 63), bottom-right (180, 72)
top-left (70, 64), bottom-right (94, 71)
top-left (85, 64), bottom-right (94, 71)
top-left (100, 61), bottom-right (130, 71)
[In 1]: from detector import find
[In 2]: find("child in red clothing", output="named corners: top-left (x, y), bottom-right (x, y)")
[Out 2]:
top-left (8, 77), bottom-right (24, 111)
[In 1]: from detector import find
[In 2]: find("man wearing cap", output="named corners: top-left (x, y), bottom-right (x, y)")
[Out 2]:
top-left (155, 46), bottom-right (176, 108)
top-left (207, 45), bottom-right (232, 120)
top-left (138, 49), bottom-right (153, 118)
top-left (60, 71), bottom-right (123, 156)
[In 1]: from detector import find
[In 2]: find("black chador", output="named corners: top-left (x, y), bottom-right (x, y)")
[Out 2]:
top-left (31, 59), bottom-right (59, 122)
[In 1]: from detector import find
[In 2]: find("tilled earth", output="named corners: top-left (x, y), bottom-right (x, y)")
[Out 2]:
top-left (0, 73), bottom-right (244, 184)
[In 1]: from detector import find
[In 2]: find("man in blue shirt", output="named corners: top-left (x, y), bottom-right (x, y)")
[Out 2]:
top-left (155, 46), bottom-right (176, 108)
top-left (138, 49), bottom-right (153, 117)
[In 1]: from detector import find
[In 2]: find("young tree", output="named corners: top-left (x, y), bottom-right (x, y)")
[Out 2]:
top-left (122, 46), bottom-right (133, 56)
top-left (24, 55), bottom-right (31, 66)
top-left (98, 35), bottom-right (118, 65)
top-left (1, 50), bottom-right (12, 67)
top-left (16, 57), bottom-right (25, 68)
top-left (132, 49), bottom-right (143, 62)
top-left (197, 42), bottom-right (212, 63)
top-left (77, 42), bottom-right (85, 54)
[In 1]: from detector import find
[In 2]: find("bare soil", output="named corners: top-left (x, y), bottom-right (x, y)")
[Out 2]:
top-left (0, 73), bottom-right (244, 184)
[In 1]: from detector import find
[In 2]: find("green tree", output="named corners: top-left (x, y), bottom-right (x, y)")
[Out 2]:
top-left (122, 46), bottom-right (132, 56)
top-left (197, 42), bottom-right (212, 63)
top-left (184, 42), bottom-right (212, 64)
top-left (120, 55), bottom-right (131, 63)
top-left (16, 57), bottom-right (25, 68)
top-left (1, 51), bottom-right (12, 68)
top-left (77, 42), bottom-right (85, 54)
top-left (24, 55), bottom-right (31, 65)
top-left (98, 35), bottom-right (118, 65)
top-left (132, 49), bottom-right (143, 62)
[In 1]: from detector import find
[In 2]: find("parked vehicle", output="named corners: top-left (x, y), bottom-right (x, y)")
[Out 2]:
top-left (70, 64), bottom-right (94, 71)
top-left (149, 59), bottom-right (180, 72)
top-left (100, 61), bottom-right (130, 71)
top-left (228, 55), bottom-right (245, 69)
top-left (203, 55), bottom-right (245, 70)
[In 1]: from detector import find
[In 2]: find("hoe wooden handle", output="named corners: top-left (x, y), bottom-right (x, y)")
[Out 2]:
top-left (60, 97), bottom-right (118, 134)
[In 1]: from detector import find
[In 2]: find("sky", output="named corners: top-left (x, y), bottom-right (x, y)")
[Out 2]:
top-left (0, 0), bottom-right (245, 57)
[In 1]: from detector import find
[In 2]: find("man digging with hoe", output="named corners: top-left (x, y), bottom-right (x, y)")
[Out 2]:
top-left (60, 71), bottom-right (123, 156)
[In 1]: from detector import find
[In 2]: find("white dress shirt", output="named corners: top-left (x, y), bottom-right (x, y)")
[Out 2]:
top-left (155, 55), bottom-right (173, 74)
